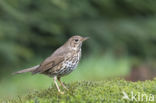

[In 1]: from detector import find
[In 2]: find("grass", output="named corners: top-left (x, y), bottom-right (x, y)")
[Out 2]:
top-left (1, 78), bottom-right (156, 103)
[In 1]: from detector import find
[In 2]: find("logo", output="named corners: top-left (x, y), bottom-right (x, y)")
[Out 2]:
top-left (122, 91), bottom-right (155, 102)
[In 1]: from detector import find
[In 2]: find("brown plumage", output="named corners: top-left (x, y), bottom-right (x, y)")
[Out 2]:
top-left (13, 35), bottom-right (88, 94)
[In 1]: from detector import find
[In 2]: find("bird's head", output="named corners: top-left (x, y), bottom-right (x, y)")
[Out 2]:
top-left (67, 35), bottom-right (89, 51)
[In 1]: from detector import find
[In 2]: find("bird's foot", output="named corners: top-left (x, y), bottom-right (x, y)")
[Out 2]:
top-left (59, 91), bottom-right (64, 94)
top-left (63, 86), bottom-right (69, 91)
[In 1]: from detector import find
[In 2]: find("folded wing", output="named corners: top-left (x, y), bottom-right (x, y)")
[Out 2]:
top-left (32, 56), bottom-right (64, 74)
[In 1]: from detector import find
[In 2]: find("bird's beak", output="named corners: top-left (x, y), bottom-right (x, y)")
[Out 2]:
top-left (82, 37), bottom-right (89, 41)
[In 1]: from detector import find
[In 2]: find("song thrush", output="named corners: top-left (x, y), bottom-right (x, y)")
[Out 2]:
top-left (13, 35), bottom-right (88, 94)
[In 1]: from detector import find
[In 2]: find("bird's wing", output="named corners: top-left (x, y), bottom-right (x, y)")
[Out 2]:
top-left (32, 55), bottom-right (65, 74)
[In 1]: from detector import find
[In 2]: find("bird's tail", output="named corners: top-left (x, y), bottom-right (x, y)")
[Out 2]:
top-left (12, 65), bottom-right (40, 75)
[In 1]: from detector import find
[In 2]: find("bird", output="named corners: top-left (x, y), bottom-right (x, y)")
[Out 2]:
top-left (13, 35), bottom-right (88, 94)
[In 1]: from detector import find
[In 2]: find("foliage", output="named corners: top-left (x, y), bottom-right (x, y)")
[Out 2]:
top-left (0, 0), bottom-right (156, 73)
top-left (1, 78), bottom-right (156, 103)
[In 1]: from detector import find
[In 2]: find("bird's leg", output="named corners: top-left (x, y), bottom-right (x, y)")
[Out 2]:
top-left (57, 77), bottom-right (68, 90)
top-left (53, 76), bottom-right (64, 94)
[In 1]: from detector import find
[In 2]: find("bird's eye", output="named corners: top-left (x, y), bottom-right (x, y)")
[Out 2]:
top-left (75, 39), bottom-right (79, 42)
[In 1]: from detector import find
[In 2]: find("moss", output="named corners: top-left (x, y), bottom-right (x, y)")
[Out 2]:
top-left (1, 78), bottom-right (156, 103)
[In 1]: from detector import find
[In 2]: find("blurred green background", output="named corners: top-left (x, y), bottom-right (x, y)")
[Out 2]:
top-left (0, 0), bottom-right (156, 98)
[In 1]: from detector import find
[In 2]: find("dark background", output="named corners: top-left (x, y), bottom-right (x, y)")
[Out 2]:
top-left (0, 0), bottom-right (156, 97)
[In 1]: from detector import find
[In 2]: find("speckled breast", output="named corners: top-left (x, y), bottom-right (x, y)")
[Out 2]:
top-left (45, 49), bottom-right (81, 77)
top-left (58, 50), bottom-right (81, 76)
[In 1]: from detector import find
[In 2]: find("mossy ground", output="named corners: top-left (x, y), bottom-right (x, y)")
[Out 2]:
top-left (1, 78), bottom-right (156, 103)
